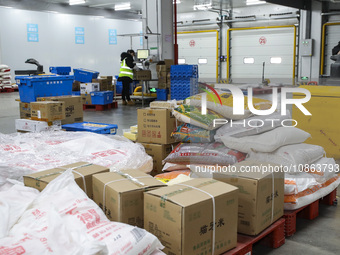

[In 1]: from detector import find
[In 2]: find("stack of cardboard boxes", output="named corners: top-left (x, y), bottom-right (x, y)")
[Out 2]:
top-left (16, 101), bottom-right (66, 132)
top-left (156, 60), bottom-right (173, 90)
top-left (74, 76), bottom-right (115, 105)
top-left (137, 106), bottom-right (178, 176)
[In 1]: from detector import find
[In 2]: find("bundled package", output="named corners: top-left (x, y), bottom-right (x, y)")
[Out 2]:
top-left (163, 142), bottom-right (247, 166)
top-left (173, 104), bottom-right (224, 130)
top-left (220, 127), bottom-right (311, 153)
top-left (0, 64), bottom-right (11, 87)
top-left (172, 123), bottom-right (215, 143)
top-left (154, 170), bottom-right (192, 184)
top-left (248, 143), bottom-right (325, 171)
top-left (214, 111), bottom-right (289, 141)
top-left (185, 89), bottom-right (272, 120)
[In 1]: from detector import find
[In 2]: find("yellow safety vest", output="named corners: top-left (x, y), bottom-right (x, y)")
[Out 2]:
top-left (118, 58), bottom-right (133, 79)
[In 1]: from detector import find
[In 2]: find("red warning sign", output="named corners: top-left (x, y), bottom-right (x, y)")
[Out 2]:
top-left (189, 40), bottom-right (196, 47)
top-left (259, 36), bottom-right (267, 45)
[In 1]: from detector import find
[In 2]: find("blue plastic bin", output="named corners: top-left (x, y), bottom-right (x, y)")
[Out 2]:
top-left (16, 75), bottom-right (74, 103)
top-left (156, 89), bottom-right (169, 101)
top-left (62, 122), bottom-right (118, 135)
top-left (90, 91), bottom-right (114, 105)
top-left (72, 91), bottom-right (81, 96)
top-left (116, 81), bottom-right (123, 95)
top-left (49, 66), bottom-right (71, 75)
top-left (73, 68), bottom-right (99, 83)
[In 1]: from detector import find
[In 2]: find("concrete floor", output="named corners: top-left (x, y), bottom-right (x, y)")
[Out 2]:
top-left (0, 92), bottom-right (339, 254)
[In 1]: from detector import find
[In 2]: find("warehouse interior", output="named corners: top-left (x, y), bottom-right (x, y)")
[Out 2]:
top-left (0, 0), bottom-right (339, 255)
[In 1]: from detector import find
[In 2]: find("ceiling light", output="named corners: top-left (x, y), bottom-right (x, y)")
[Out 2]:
top-left (246, 0), bottom-right (266, 6)
top-left (69, 0), bottom-right (86, 6)
top-left (173, 0), bottom-right (181, 3)
top-left (47, 11), bottom-right (58, 14)
top-left (115, 3), bottom-right (131, 11)
top-left (193, 3), bottom-right (212, 10)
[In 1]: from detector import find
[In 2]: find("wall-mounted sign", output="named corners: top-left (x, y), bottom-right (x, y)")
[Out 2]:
top-left (109, 29), bottom-right (117, 45)
top-left (75, 36), bottom-right (84, 44)
top-left (27, 24), bottom-right (39, 42)
top-left (75, 27), bottom-right (84, 35)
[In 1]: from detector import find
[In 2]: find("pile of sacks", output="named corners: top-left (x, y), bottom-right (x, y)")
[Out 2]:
top-left (156, 89), bottom-right (340, 210)
top-left (0, 170), bottom-right (164, 255)
top-left (0, 64), bottom-right (13, 89)
top-left (0, 131), bottom-right (153, 186)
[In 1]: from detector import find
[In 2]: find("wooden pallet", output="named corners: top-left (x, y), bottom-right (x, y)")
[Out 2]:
top-left (283, 188), bottom-right (337, 237)
top-left (0, 88), bottom-right (15, 93)
top-left (83, 101), bottom-right (118, 111)
top-left (222, 218), bottom-right (285, 255)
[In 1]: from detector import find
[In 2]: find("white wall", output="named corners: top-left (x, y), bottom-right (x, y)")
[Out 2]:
top-left (0, 8), bottom-right (142, 79)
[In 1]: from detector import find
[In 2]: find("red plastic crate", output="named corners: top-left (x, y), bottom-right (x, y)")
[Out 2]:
top-left (83, 101), bottom-right (118, 111)
top-left (222, 218), bottom-right (285, 255)
top-left (284, 188), bottom-right (337, 237)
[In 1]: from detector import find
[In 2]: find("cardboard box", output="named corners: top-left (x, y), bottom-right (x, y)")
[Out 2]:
top-left (19, 102), bottom-right (31, 119)
top-left (144, 178), bottom-right (238, 255)
top-left (73, 81), bottom-right (81, 91)
top-left (80, 83), bottom-right (100, 94)
top-left (156, 59), bottom-right (174, 73)
top-left (92, 78), bottom-right (109, 91)
top-left (167, 73), bottom-right (171, 88)
top-left (100, 76), bottom-right (113, 85)
top-left (141, 143), bottom-right (176, 175)
top-left (213, 161), bottom-right (284, 235)
top-left (137, 108), bottom-right (176, 144)
top-left (37, 96), bottom-right (83, 125)
top-left (92, 170), bottom-right (166, 227)
top-left (23, 162), bottom-right (109, 199)
top-left (31, 101), bottom-right (65, 122)
top-left (82, 94), bottom-right (92, 105)
top-left (134, 70), bottom-right (152, 81)
top-left (16, 119), bottom-right (49, 132)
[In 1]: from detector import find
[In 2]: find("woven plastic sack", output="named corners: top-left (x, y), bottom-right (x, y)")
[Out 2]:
top-left (284, 176), bottom-right (340, 210)
top-left (0, 181), bottom-right (39, 238)
top-left (154, 170), bottom-right (192, 184)
top-left (248, 143), bottom-right (325, 172)
top-left (0, 64), bottom-right (9, 69)
top-left (163, 143), bottom-right (247, 166)
top-left (185, 89), bottom-right (272, 120)
top-left (303, 157), bottom-right (339, 183)
top-left (172, 123), bottom-right (215, 143)
top-left (173, 104), bottom-right (225, 130)
top-left (284, 172), bottom-right (319, 195)
top-left (220, 127), bottom-right (311, 153)
top-left (14, 169), bottom-right (164, 254)
top-left (214, 111), bottom-right (289, 141)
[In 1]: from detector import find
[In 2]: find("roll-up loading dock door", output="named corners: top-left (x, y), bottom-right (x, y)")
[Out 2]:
top-left (227, 26), bottom-right (297, 84)
top-left (321, 22), bottom-right (340, 76)
top-left (177, 30), bottom-right (218, 81)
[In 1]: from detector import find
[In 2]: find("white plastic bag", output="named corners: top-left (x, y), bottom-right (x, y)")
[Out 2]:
top-left (303, 157), bottom-right (338, 183)
top-left (32, 169), bottom-right (164, 255)
top-left (214, 111), bottom-right (289, 141)
top-left (220, 127), bottom-right (311, 153)
top-left (248, 143), bottom-right (325, 171)
top-left (0, 182), bottom-right (39, 238)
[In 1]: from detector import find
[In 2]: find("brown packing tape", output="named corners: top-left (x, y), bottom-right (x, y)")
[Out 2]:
top-left (102, 173), bottom-right (155, 220)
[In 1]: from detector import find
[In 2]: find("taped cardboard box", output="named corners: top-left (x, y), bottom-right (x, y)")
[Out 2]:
top-left (23, 162), bottom-right (109, 199)
top-left (134, 70), bottom-right (152, 81)
top-left (92, 78), bottom-right (109, 91)
top-left (141, 143), bottom-right (177, 176)
top-left (82, 94), bottom-right (92, 105)
top-left (100, 76), bottom-right (113, 86)
top-left (213, 160), bottom-right (284, 235)
top-left (31, 101), bottom-right (65, 122)
top-left (137, 108), bottom-right (177, 144)
top-left (37, 96), bottom-right (83, 125)
top-left (19, 102), bottom-right (31, 119)
top-left (73, 81), bottom-right (81, 91)
top-left (144, 178), bottom-right (238, 255)
top-left (92, 170), bottom-right (166, 228)
top-left (156, 59), bottom-right (174, 73)
top-left (80, 83), bottom-right (100, 94)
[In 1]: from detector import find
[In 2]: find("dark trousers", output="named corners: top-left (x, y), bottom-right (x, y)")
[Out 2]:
top-left (119, 77), bottom-right (132, 101)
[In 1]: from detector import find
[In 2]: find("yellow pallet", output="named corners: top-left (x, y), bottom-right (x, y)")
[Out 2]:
top-left (293, 85), bottom-right (340, 159)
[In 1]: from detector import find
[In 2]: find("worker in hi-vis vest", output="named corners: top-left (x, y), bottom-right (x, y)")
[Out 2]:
top-left (118, 49), bottom-right (136, 105)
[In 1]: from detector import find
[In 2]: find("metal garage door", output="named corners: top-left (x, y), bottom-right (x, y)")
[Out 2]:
top-left (321, 23), bottom-right (340, 76)
top-left (178, 30), bottom-right (218, 81)
top-left (228, 26), bottom-right (296, 84)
